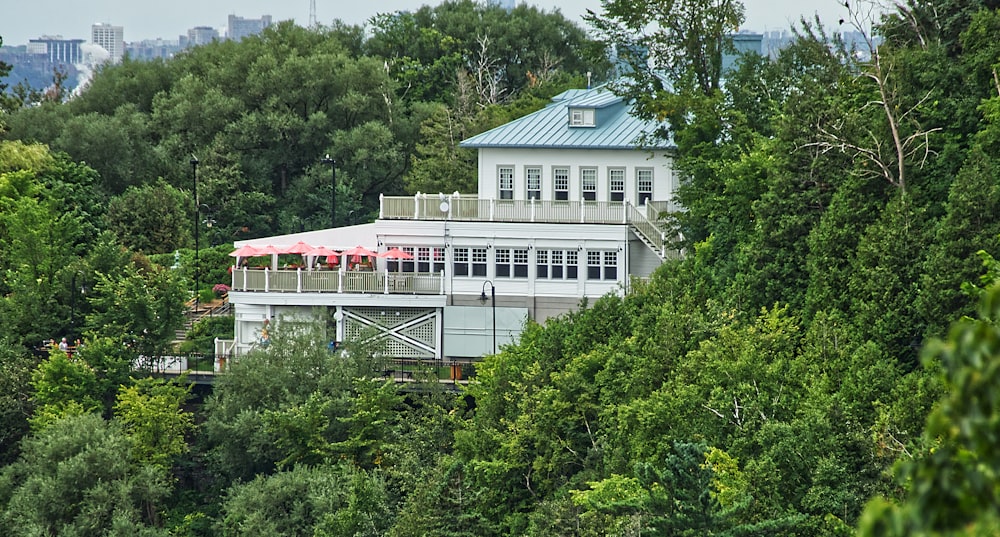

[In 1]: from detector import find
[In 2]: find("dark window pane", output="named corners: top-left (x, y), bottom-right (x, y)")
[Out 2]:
top-left (497, 265), bottom-right (511, 277)
top-left (514, 265), bottom-right (528, 278)
top-left (604, 267), bottom-right (617, 280)
top-left (555, 191), bottom-right (569, 201)
top-left (455, 264), bottom-right (469, 276)
top-left (610, 192), bottom-right (624, 202)
top-left (473, 264), bottom-right (487, 277)
top-left (537, 266), bottom-right (548, 278)
top-left (567, 266), bottom-right (577, 279)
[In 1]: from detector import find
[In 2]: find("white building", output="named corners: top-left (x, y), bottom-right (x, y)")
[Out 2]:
top-left (91, 23), bottom-right (124, 63)
top-left (220, 84), bottom-right (678, 362)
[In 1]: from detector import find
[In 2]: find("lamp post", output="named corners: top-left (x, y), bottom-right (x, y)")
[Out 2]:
top-left (479, 280), bottom-right (496, 355)
top-left (191, 155), bottom-right (200, 313)
top-left (322, 154), bottom-right (336, 228)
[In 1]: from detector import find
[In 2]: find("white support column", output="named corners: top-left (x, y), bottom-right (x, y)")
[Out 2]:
top-left (414, 192), bottom-right (421, 219)
top-left (378, 193), bottom-right (384, 219)
top-left (264, 268), bottom-right (270, 292)
top-left (296, 268), bottom-right (302, 292)
top-left (434, 307), bottom-right (443, 359)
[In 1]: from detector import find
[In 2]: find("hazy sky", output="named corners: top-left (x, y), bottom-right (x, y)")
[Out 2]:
top-left (2, 0), bottom-right (854, 46)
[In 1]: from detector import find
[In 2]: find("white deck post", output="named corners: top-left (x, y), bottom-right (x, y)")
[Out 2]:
top-left (264, 268), bottom-right (270, 292)
top-left (296, 268), bottom-right (302, 293)
top-left (414, 192), bottom-right (421, 219)
top-left (489, 198), bottom-right (495, 221)
top-left (622, 200), bottom-right (628, 223)
top-left (378, 193), bottom-right (384, 219)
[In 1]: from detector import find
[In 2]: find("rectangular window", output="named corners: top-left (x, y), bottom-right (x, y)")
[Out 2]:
top-left (496, 248), bottom-right (511, 278)
top-left (554, 167), bottom-right (569, 201)
top-left (499, 167), bottom-right (514, 200)
top-left (537, 249), bottom-right (581, 280)
top-left (433, 247), bottom-right (445, 273)
top-left (472, 248), bottom-right (488, 277)
top-left (402, 246), bottom-right (415, 273)
top-left (637, 169), bottom-right (653, 205)
top-left (581, 168), bottom-right (597, 201)
top-left (587, 250), bottom-right (602, 280)
top-left (551, 250), bottom-right (563, 279)
top-left (604, 251), bottom-right (618, 280)
top-left (453, 248), bottom-right (469, 276)
top-left (513, 249), bottom-right (529, 278)
top-left (609, 169), bottom-right (625, 202)
top-left (536, 249), bottom-right (548, 278)
top-left (417, 247), bottom-right (431, 273)
top-left (526, 167), bottom-right (541, 200)
top-left (569, 108), bottom-right (595, 127)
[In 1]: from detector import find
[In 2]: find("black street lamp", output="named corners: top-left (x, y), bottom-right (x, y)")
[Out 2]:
top-left (191, 155), bottom-right (200, 313)
top-left (480, 280), bottom-right (496, 355)
top-left (321, 154), bottom-right (336, 228)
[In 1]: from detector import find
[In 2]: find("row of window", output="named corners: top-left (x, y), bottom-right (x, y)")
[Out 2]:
top-left (499, 166), bottom-right (653, 205)
top-left (385, 246), bottom-right (620, 281)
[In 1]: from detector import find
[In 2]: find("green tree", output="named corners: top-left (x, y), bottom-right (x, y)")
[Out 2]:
top-left (0, 413), bottom-right (172, 535)
top-left (858, 283), bottom-right (1000, 535)
top-left (0, 341), bottom-right (37, 464)
top-left (114, 378), bottom-right (194, 473)
top-left (105, 178), bottom-right (193, 254)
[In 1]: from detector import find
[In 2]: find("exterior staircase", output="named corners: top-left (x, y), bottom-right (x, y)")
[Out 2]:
top-left (173, 296), bottom-right (231, 347)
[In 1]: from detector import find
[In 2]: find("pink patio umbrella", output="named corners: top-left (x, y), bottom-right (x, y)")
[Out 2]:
top-left (378, 247), bottom-right (414, 260)
top-left (254, 244), bottom-right (283, 255)
top-left (228, 244), bottom-right (262, 257)
top-left (305, 246), bottom-right (341, 257)
top-left (341, 245), bottom-right (378, 258)
top-left (279, 241), bottom-right (314, 254)
top-left (304, 246), bottom-right (342, 268)
top-left (341, 245), bottom-right (378, 269)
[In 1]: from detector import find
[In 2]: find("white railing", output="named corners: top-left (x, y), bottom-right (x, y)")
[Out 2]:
top-left (627, 204), bottom-right (667, 259)
top-left (231, 268), bottom-right (445, 295)
top-left (381, 193), bottom-right (634, 224)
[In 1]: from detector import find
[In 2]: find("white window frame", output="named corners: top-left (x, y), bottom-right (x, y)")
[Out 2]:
top-left (581, 168), bottom-right (597, 201)
top-left (554, 167), bottom-right (569, 201)
top-left (609, 168), bottom-right (625, 202)
top-left (637, 168), bottom-right (653, 205)
top-left (569, 107), bottom-right (595, 127)
top-left (498, 166), bottom-right (514, 200)
top-left (526, 166), bottom-right (541, 200)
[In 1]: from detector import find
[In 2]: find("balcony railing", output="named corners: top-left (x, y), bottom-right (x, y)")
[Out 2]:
top-left (380, 193), bottom-right (633, 224)
top-left (231, 268), bottom-right (445, 295)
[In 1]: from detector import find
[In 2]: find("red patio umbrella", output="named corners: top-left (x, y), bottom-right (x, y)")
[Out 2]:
top-left (279, 241), bottom-right (314, 254)
top-left (254, 244), bottom-right (283, 255)
top-left (341, 245), bottom-right (378, 258)
top-left (378, 247), bottom-right (414, 260)
top-left (305, 246), bottom-right (341, 257)
top-left (228, 244), bottom-right (262, 257)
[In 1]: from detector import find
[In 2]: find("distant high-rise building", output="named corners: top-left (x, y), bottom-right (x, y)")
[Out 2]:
top-left (227, 14), bottom-right (272, 42)
top-left (91, 23), bottom-right (124, 63)
top-left (487, 0), bottom-right (516, 9)
top-left (28, 36), bottom-right (85, 64)
top-left (126, 38), bottom-right (183, 60)
top-left (187, 26), bottom-right (220, 46)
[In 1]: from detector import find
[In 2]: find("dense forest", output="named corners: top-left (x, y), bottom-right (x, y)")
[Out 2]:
top-left (2, 0), bottom-right (1000, 534)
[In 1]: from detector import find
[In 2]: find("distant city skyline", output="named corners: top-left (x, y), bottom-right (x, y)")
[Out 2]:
top-left (2, 0), bottom-right (858, 47)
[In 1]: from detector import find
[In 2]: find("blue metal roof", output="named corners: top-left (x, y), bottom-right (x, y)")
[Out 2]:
top-left (460, 85), bottom-right (673, 150)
